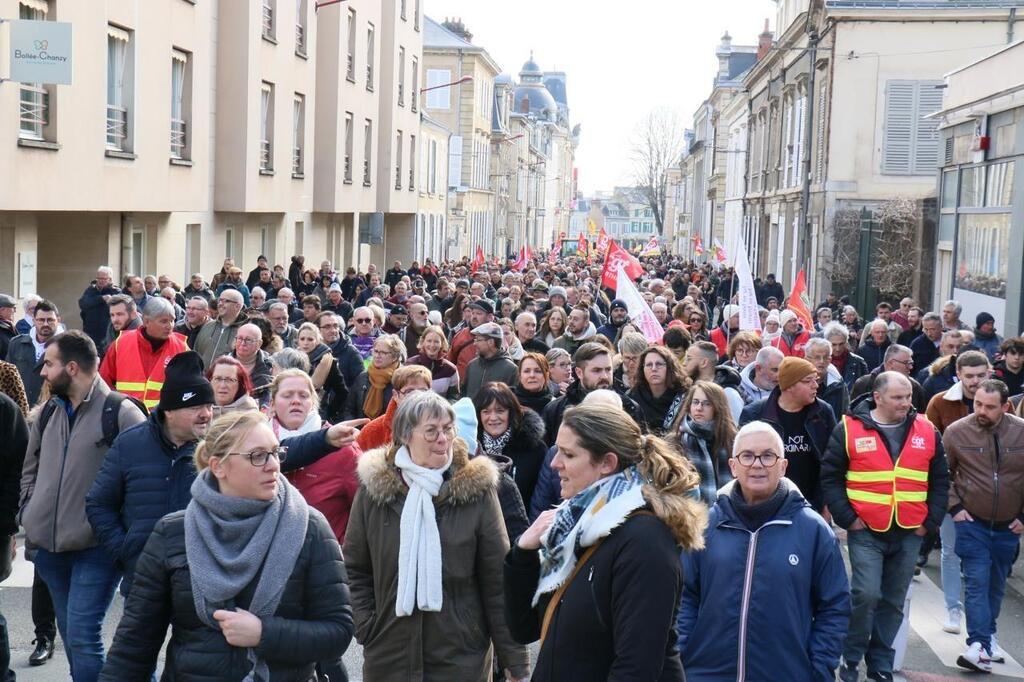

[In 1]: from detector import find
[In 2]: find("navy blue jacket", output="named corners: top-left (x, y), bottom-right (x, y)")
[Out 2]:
top-left (528, 445), bottom-right (560, 521)
top-left (86, 412), bottom-right (341, 595)
top-left (678, 480), bottom-right (850, 682)
top-left (78, 283), bottom-right (121, 347)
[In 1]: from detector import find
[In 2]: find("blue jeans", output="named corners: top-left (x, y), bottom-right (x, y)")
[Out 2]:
top-left (939, 513), bottom-right (962, 611)
top-left (844, 530), bottom-right (922, 674)
top-left (33, 546), bottom-right (120, 682)
top-left (954, 520), bottom-right (1020, 653)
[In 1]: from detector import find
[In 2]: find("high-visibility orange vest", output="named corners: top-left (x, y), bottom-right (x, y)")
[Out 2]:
top-left (771, 330), bottom-right (810, 357)
top-left (843, 414), bottom-right (935, 532)
top-left (112, 329), bottom-right (189, 409)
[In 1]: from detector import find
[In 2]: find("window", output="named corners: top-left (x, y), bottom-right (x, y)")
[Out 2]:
top-left (261, 0), bottom-right (275, 41)
top-left (366, 24), bottom-right (375, 90)
top-left (260, 82), bottom-right (274, 172)
top-left (411, 57), bottom-right (418, 112)
top-left (395, 130), bottom-right (403, 189)
top-left (18, 1), bottom-right (52, 142)
top-left (409, 134), bottom-right (416, 190)
top-left (225, 226), bottom-right (236, 259)
top-left (344, 112), bottom-right (354, 183)
top-left (295, 0), bottom-right (307, 55)
top-left (448, 135), bottom-right (462, 188)
top-left (363, 119), bottom-right (373, 185)
top-left (882, 80), bottom-right (944, 175)
top-left (429, 139), bottom-right (438, 193)
top-left (398, 46), bottom-right (406, 106)
top-left (292, 93), bottom-right (305, 176)
top-left (414, 0), bottom-right (420, 30)
top-left (170, 49), bottom-right (191, 160)
top-left (426, 69), bottom-right (450, 110)
top-left (985, 161), bottom-right (1014, 207)
top-left (955, 213), bottom-right (1009, 298)
top-left (400, 0), bottom-right (407, 20)
top-left (346, 9), bottom-right (356, 81)
top-left (107, 25), bottom-right (132, 152)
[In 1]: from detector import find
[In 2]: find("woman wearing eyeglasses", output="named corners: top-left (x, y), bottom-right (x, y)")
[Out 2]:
top-left (356, 365), bottom-right (433, 452)
top-left (628, 346), bottom-right (690, 435)
top-left (677, 421), bottom-right (850, 682)
top-left (101, 410), bottom-right (355, 681)
top-left (504, 403), bottom-right (707, 682)
top-left (686, 310), bottom-right (709, 342)
top-left (343, 334), bottom-right (405, 421)
top-left (345, 392), bottom-right (530, 681)
top-left (671, 381), bottom-right (736, 505)
top-left (296, 322), bottom-right (349, 423)
top-left (206, 356), bottom-right (258, 418)
top-left (544, 348), bottom-right (572, 397)
top-left (407, 325), bottom-right (460, 400)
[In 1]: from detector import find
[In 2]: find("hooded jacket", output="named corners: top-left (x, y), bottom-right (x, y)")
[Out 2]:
top-left (678, 480), bottom-right (850, 682)
top-left (193, 312), bottom-right (250, 368)
top-left (973, 327), bottom-right (1003, 362)
top-left (920, 356), bottom-right (958, 405)
top-left (857, 336), bottom-right (892, 373)
top-left (344, 439), bottom-right (530, 681)
top-left (817, 364), bottom-right (850, 420)
top-left (551, 322), bottom-right (598, 357)
top-left (739, 362), bottom-right (775, 404)
top-left (714, 363), bottom-right (746, 422)
top-left (821, 396), bottom-right (949, 537)
top-left (541, 379), bottom-right (645, 447)
top-left (504, 472), bottom-right (707, 682)
top-left (463, 348), bottom-right (518, 400)
top-left (308, 343), bottom-right (349, 423)
top-left (79, 282), bottom-right (121, 346)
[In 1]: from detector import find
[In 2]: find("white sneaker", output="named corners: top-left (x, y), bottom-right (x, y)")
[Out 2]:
top-left (990, 636), bottom-right (1006, 664)
top-left (942, 607), bottom-right (962, 634)
top-left (957, 642), bottom-right (992, 673)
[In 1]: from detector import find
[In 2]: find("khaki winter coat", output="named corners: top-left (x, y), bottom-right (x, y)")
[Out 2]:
top-left (343, 438), bottom-right (530, 681)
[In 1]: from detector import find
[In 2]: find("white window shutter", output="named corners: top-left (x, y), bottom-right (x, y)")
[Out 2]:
top-left (815, 79), bottom-right (827, 182)
top-left (448, 135), bottom-right (463, 188)
top-left (913, 83), bottom-right (944, 175)
top-left (883, 81), bottom-right (915, 174)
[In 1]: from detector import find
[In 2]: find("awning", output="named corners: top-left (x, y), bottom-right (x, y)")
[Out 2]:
top-left (107, 24), bottom-right (131, 43)
top-left (20, 0), bottom-right (49, 15)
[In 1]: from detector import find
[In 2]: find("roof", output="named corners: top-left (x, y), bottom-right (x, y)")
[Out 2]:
top-left (728, 52), bottom-right (758, 80)
top-left (423, 16), bottom-right (479, 51)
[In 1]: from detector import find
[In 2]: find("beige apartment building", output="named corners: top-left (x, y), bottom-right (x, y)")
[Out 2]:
top-left (421, 17), bottom-right (498, 259)
top-left (415, 112), bottom-right (450, 263)
top-left (0, 0), bottom-right (423, 325)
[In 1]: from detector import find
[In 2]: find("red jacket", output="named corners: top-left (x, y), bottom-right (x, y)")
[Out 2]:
top-left (447, 327), bottom-right (477, 380)
top-left (357, 399), bottom-right (397, 452)
top-left (770, 330), bottom-right (810, 358)
top-left (99, 329), bottom-right (188, 408)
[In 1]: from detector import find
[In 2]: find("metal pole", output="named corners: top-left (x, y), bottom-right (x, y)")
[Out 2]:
top-left (798, 29), bottom-right (819, 285)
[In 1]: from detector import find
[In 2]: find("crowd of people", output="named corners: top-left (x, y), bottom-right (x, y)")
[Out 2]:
top-left (0, 250), bottom-right (1020, 681)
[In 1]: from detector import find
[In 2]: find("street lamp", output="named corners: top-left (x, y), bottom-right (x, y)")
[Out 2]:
top-left (419, 75), bottom-right (473, 93)
top-left (314, 0), bottom-right (347, 11)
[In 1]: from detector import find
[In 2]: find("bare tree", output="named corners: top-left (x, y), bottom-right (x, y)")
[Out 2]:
top-left (630, 108), bottom-right (687, 237)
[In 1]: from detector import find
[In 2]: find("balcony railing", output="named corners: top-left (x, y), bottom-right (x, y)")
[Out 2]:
top-left (19, 84), bottom-right (48, 140)
top-left (107, 105), bottom-right (128, 150)
top-left (293, 146), bottom-right (303, 175)
top-left (295, 23), bottom-right (305, 52)
top-left (170, 118), bottom-right (187, 158)
top-left (261, 4), bottom-right (274, 39)
top-left (260, 139), bottom-right (273, 170)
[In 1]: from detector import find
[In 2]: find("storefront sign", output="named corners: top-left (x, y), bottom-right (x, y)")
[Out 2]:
top-left (18, 251), bottom-right (36, 298)
top-left (9, 20), bottom-right (73, 85)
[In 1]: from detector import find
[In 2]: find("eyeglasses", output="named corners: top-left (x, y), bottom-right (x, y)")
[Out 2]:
top-left (224, 446), bottom-right (288, 467)
top-left (236, 337), bottom-right (259, 347)
top-left (688, 317), bottom-right (702, 324)
top-left (371, 349), bottom-right (394, 357)
top-left (735, 450), bottom-right (780, 467)
top-left (419, 425), bottom-right (456, 442)
top-left (891, 358), bottom-right (914, 368)
top-left (211, 376), bottom-right (238, 385)
top-left (355, 317), bottom-right (372, 323)
top-left (690, 399), bottom-right (714, 409)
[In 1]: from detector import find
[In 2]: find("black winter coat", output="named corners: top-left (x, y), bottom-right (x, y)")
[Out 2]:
top-left (512, 383), bottom-right (554, 416)
top-left (307, 343), bottom-right (349, 424)
top-left (0, 392), bottom-right (28, 537)
top-left (341, 370), bottom-right (393, 421)
top-left (838, 352), bottom-right (870, 390)
top-left (100, 508), bottom-right (354, 682)
top-left (480, 409), bottom-right (548, 512)
top-left (541, 380), bottom-right (644, 446)
top-left (328, 333), bottom-right (366, 392)
top-left (79, 282), bottom-right (121, 347)
top-left (474, 451), bottom-right (530, 545)
top-left (856, 338), bottom-right (891, 373)
top-left (503, 513), bottom-right (686, 682)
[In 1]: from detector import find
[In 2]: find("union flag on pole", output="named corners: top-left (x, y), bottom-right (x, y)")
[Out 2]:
top-left (641, 235), bottom-right (661, 256)
top-left (712, 238), bottom-right (728, 264)
top-left (511, 247), bottom-right (526, 272)
top-left (787, 269), bottom-right (816, 331)
top-left (692, 234), bottom-right (705, 256)
top-left (601, 239), bottom-right (645, 291)
top-left (577, 232), bottom-right (589, 258)
top-left (596, 228), bottom-right (610, 255)
top-left (470, 245), bottom-right (485, 274)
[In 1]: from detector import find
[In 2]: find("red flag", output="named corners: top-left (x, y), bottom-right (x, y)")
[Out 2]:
top-left (692, 234), bottom-right (705, 256)
top-left (470, 245), bottom-right (485, 274)
top-left (787, 269), bottom-right (815, 331)
top-left (601, 240), bottom-right (645, 291)
top-left (596, 228), bottom-right (610, 255)
top-left (576, 233), bottom-right (588, 258)
top-left (511, 246), bottom-right (526, 272)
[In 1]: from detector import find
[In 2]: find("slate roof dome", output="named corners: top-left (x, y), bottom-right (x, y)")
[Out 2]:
top-left (513, 52), bottom-right (557, 119)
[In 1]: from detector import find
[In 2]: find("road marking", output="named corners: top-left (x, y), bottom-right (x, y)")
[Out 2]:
top-left (908, 570), bottom-right (1024, 678)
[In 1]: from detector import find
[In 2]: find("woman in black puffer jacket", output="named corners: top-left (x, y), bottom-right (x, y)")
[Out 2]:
top-left (100, 411), bottom-right (353, 681)
top-left (296, 323), bottom-right (349, 423)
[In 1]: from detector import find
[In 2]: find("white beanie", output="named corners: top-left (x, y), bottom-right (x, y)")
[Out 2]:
top-left (722, 304), bottom-right (740, 321)
top-left (780, 309), bottom-right (799, 328)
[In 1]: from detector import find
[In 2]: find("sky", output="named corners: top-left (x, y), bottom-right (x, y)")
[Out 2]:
top-left (424, 0), bottom-right (777, 195)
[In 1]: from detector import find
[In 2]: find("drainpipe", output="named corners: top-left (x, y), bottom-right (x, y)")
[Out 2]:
top-left (798, 27), bottom-right (819, 285)
top-left (1008, 8), bottom-right (1017, 44)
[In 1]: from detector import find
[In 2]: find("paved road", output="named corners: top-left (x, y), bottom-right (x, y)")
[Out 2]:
top-left (2, 535), bottom-right (1022, 681)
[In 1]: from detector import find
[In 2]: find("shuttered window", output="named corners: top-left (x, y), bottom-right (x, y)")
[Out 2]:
top-left (882, 80), bottom-right (944, 175)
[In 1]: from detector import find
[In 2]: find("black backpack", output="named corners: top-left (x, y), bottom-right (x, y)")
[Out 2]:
top-left (36, 391), bottom-right (148, 453)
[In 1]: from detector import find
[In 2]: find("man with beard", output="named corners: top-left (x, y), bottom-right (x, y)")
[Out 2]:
top-left (339, 267), bottom-right (365, 302)
top-left (100, 298), bottom-right (189, 412)
top-left (6, 299), bottom-right (62, 406)
top-left (596, 299), bottom-right (629, 342)
top-left (323, 283), bottom-right (353, 322)
top-left (317, 311), bottom-right (364, 391)
top-left (541, 342), bottom-right (642, 446)
top-left (709, 304), bottom-right (740, 360)
top-left (214, 266), bottom-right (251, 307)
top-left (267, 302), bottom-right (298, 348)
top-left (78, 266), bottom-right (121, 348)
top-left (449, 299), bottom-right (495, 380)
top-left (401, 302), bottom-right (430, 359)
top-left (173, 297), bottom-right (211, 349)
top-left (553, 304), bottom-right (597, 356)
top-left (682, 341), bottom-right (745, 423)
top-left (515, 312), bottom-right (548, 354)
top-left (20, 331), bottom-right (147, 681)
top-left (123, 274), bottom-right (155, 312)
top-left (100, 294), bottom-right (141, 358)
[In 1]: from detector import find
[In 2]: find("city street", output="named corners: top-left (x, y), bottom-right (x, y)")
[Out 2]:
top-left (1, 534), bottom-right (1022, 681)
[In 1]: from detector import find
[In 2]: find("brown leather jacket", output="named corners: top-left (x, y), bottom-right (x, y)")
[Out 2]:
top-left (943, 412), bottom-right (1024, 525)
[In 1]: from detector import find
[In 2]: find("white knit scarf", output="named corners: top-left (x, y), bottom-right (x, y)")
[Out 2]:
top-left (273, 411), bottom-right (322, 440)
top-left (393, 445), bottom-right (452, 617)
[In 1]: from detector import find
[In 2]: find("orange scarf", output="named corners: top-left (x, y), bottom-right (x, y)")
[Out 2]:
top-left (363, 362), bottom-right (397, 419)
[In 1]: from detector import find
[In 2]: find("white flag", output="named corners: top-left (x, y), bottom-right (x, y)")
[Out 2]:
top-left (616, 265), bottom-right (664, 344)
top-left (733, 237), bottom-right (762, 332)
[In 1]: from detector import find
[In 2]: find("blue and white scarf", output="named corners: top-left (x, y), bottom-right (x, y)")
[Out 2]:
top-left (533, 465), bottom-right (648, 605)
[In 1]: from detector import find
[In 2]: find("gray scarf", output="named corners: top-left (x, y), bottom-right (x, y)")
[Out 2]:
top-left (185, 469), bottom-right (309, 682)
top-left (481, 428), bottom-right (513, 458)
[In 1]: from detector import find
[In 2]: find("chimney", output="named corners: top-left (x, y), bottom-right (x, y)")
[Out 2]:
top-left (757, 19), bottom-right (774, 60)
top-left (442, 17), bottom-right (473, 42)
top-left (717, 31), bottom-right (733, 80)
top-left (520, 96), bottom-right (531, 114)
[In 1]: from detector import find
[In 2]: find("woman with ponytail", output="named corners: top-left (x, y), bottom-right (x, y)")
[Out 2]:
top-left (503, 403), bottom-right (707, 681)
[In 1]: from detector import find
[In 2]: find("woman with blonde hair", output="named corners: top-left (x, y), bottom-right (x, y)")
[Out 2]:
top-left (671, 381), bottom-right (737, 505)
top-left (355, 364), bottom-right (433, 452)
top-left (406, 325), bottom-right (459, 399)
top-left (538, 307), bottom-right (568, 348)
top-left (504, 403), bottom-right (706, 681)
top-left (343, 334), bottom-right (405, 420)
top-left (344, 392), bottom-right (530, 680)
top-left (101, 410), bottom-right (354, 680)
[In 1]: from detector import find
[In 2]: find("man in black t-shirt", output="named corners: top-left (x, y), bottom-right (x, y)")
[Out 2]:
top-left (739, 357), bottom-right (837, 509)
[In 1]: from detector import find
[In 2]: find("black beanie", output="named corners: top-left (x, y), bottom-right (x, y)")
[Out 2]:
top-left (976, 312), bottom-right (995, 329)
top-left (159, 351), bottom-right (215, 411)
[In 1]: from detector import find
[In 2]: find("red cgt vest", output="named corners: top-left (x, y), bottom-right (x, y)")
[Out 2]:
top-left (843, 414), bottom-right (935, 532)
top-left (113, 329), bottom-right (189, 409)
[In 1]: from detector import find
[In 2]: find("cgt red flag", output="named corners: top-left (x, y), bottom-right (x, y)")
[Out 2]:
top-left (787, 268), bottom-right (815, 331)
top-left (470, 245), bottom-right (485, 274)
top-left (601, 239), bottom-right (645, 291)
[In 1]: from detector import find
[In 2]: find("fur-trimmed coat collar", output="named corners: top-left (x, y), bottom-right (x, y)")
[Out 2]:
top-left (357, 437), bottom-right (499, 508)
